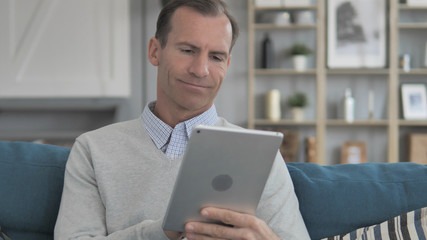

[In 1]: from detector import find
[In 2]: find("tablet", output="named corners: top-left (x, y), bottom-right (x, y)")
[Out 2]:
top-left (162, 125), bottom-right (284, 232)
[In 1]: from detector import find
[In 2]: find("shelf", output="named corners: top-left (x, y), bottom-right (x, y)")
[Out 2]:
top-left (254, 5), bottom-right (317, 11)
top-left (327, 68), bottom-right (389, 75)
top-left (255, 68), bottom-right (317, 75)
top-left (399, 68), bottom-right (427, 75)
top-left (255, 119), bottom-right (316, 126)
top-left (254, 24), bottom-right (316, 30)
top-left (399, 120), bottom-right (427, 126)
top-left (399, 4), bottom-right (427, 10)
top-left (326, 120), bottom-right (389, 126)
top-left (399, 23), bottom-right (427, 29)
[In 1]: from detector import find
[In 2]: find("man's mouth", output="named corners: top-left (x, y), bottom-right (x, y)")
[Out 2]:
top-left (178, 79), bottom-right (209, 89)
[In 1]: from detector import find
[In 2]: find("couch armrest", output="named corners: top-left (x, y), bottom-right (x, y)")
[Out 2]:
top-left (287, 162), bottom-right (427, 240)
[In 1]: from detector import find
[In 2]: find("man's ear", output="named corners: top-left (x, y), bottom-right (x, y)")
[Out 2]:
top-left (227, 54), bottom-right (232, 68)
top-left (148, 37), bottom-right (161, 66)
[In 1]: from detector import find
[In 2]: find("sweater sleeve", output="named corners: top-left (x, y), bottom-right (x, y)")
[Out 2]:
top-left (255, 153), bottom-right (310, 240)
top-left (54, 140), bottom-right (170, 240)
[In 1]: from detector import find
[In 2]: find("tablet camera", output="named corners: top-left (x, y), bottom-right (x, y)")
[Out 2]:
top-left (211, 174), bottom-right (233, 192)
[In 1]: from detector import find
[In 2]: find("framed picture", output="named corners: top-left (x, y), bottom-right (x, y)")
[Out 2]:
top-left (401, 84), bottom-right (427, 120)
top-left (341, 141), bottom-right (366, 164)
top-left (408, 134), bottom-right (427, 164)
top-left (327, 0), bottom-right (387, 68)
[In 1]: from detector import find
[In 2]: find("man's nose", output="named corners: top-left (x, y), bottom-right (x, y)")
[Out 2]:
top-left (189, 55), bottom-right (209, 78)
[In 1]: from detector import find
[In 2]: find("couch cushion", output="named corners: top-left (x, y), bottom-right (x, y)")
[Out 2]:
top-left (0, 141), bottom-right (70, 239)
top-left (287, 162), bottom-right (427, 240)
top-left (321, 206), bottom-right (427, 240)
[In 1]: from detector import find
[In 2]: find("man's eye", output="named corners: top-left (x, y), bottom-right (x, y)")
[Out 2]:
top-left (211, 55), bottom-right (223, 62)
top-left (181, 49), bottom-right (194, 54)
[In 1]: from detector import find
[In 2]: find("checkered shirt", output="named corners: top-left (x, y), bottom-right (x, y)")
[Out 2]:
top-left (142, 101), bottom-right (218, 159)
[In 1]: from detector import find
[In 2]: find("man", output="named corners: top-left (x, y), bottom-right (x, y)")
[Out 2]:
top-left (54, 0), bottom-right (310, 239)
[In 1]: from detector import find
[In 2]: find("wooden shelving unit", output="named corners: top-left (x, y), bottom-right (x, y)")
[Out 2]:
top-left (255, 119), bottom-right (317, 126)
top-left (326, 120), bottom-right (389, 127)
top-left (247, 0), bottom-right (427, 164)
top-left (399, 120), bottom-right (427, 126)
top-left (255, 69), bottom-right (317, 75)
top-left (254, 24), bottom-right (317, 30)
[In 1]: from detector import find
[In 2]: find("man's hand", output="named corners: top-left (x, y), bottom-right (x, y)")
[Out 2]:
top-left (184, 207), bottom-right (280, 240)
top-left (164, 230), bottom-right (184, 240)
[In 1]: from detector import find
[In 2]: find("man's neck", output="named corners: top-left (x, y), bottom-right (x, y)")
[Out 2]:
top-left (153, 102), bottom-right (211, 128)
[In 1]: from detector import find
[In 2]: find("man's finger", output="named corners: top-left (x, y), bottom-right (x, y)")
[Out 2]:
top-left (201, 207), bottom-right (251, 227)
top-left (186, 221), bottom-right (242, 240)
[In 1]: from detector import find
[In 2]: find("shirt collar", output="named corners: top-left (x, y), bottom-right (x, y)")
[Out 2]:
top-left (142, 102), bottom-right (172, 150)
top-left (142, 101), bottom-right (218, 150)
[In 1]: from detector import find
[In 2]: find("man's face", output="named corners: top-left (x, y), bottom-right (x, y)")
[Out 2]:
top-left (149, 7), bottom-right (232, 117)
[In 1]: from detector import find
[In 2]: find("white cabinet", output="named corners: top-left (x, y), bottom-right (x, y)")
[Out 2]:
top-left (0, 0), bottom-right (130, 98)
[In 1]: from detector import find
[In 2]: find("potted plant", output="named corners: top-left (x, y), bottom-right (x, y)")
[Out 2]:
top-left (287, 43), bottom-right (312, 71)
top-left (287, 92), bottom-right (308, 121)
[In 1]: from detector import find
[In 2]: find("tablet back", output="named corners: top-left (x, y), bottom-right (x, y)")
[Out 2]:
top-left (162, 125), bottom-right (283, 232)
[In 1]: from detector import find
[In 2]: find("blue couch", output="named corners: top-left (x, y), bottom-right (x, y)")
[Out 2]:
top-left (1, 141), bottom-right (427, 240)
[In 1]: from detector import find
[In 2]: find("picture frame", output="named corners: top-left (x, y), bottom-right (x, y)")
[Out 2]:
top-left (401, 84), bottom-right (427, 120)
top-left (327, 0), bottom-right (387, 68)
top-left (341, 141), bottom-right (366, 164)
top-left (408, 134), bottom-right (427, 164)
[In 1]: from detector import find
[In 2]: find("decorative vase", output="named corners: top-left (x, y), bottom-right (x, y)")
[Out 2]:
top-left (265, 89), bottom-right (281, 121)
top-left (291, 107), bottom-right (305, 122)
top-left (292, 55), bottom-right (307, 72)
top-left (262, 33), bottom-right (274, 68)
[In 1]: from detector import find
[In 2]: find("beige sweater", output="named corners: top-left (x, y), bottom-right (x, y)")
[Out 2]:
top-left (54, 117), bottom-right (309, 239)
